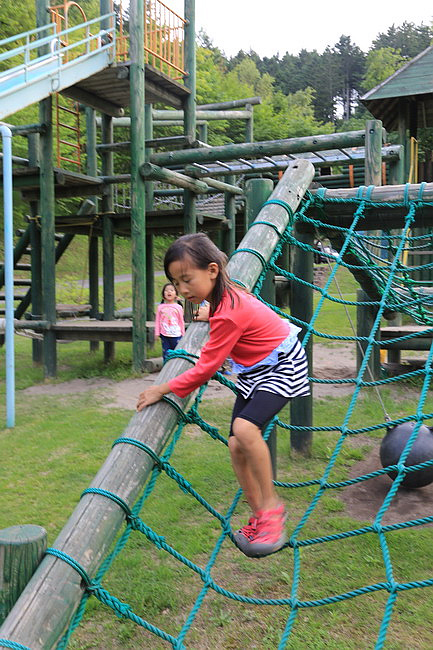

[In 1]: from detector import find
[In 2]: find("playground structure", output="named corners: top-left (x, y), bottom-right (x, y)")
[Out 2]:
top-left (2, 1), bottom-right (433, 648)
top-left (0, 0), bottom-right (409, 381)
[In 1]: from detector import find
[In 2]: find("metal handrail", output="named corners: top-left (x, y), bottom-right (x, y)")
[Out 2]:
top-left (0, 13), bottom-right (115, 73)
top-left (0, 14), bottom-right (115, 107)
top-left (114, 0), bottom-right (186, 78)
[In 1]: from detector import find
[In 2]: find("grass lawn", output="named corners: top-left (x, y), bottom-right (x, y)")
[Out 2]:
top-left (1, 264), bottom-right (433, 649)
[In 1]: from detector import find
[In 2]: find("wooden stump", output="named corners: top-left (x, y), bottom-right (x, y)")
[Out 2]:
top-left (0, 525), bottom-right (47, 625)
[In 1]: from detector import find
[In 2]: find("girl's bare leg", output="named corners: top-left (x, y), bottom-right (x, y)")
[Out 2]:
top-left (228, 436), bottom-right (262, 513)
top-left (230, 417), bottom-right (280, 512)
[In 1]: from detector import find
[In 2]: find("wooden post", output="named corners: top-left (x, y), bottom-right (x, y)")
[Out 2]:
top-left (290, 223), bottom-right (314, 456)
top-left (386, 146), bottom-right (404, 365)
top-left (245, 103), bottom-right (253, 142)
top-left (388, 145), bottom-right (405, 186)
top-left (222, 174), bottom-right (236, 255)
top-left (183, 0), bottom-right (196, 235)
top-left (365, 119), bottom-right (383, 186)
top-left (356, 288), bottom-right (381, 381)
top-left (101, 114), bottom-right (115, 363)
top-left (0, 162), bottom-right (315, 648)
top-left (198, 122), bottom-right (208, 144)
top-left (398, 100), bottom-right (410, 182)
top-left (99, 0), bottom-right (115, 364)
top-left (244, 177), bottom-right (277, 475)
top-left (0, 525), bottom-right (47, 625)
top-left (37, 0), bottom-right (56, 378)
top-left (145, 104), bottom-right (155, 341)
top-left (27, 133), bottom-right (43, 364)
top-left (86, 107), bottom-right (99, 352)
top-left (130, 0), bottom-right (147, 372)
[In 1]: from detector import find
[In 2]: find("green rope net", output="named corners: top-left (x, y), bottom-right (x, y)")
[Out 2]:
top-left (3, 189), bottom-right (433, 650)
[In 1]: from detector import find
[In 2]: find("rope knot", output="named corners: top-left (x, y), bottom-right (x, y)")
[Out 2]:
top-left (203, 571), bottom-right (213, 588)
top-left (387, 579), bottom-right (399, 595)
top-left (289, 536), bottom-right (298, 549)
top-left (221, 518), bottom-right (232, 536)
top-left (397, 462), bottom-right (407, 475)
top-left (372, 523), bottom-right (382, 534)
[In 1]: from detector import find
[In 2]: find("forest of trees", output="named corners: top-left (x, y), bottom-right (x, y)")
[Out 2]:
top-left (196, 20), bottom-right (433, 145)
top-left (1, 1), bottom-right (433, 149)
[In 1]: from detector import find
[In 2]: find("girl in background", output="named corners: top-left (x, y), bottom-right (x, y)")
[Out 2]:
top-left (155, 282), bottom-right (185, 362)
top-left (138, 234), bottom-right (309, 558)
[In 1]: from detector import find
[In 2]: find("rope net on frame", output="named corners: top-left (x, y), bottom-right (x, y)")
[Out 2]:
top-left (2, 185), bottom-right (433, 650)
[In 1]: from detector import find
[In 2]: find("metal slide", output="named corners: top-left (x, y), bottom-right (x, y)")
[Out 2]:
top-left (0, 14), bottom-right (116, 120)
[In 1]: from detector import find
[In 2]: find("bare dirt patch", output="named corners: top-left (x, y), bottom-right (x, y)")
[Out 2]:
top-left (340, 438), bottom-right (433, 525)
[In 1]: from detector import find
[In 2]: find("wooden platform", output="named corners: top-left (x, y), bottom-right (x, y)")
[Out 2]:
top-left (62, 62), bottom-right (190, 112)
top-left (380, 325), bottom-right (433, 350)
top-left (30, 319), bottom-right (153, 342)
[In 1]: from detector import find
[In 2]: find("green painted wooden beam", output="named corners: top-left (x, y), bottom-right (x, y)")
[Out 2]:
top-left (130, 0), bottom-right (147, 371)
top-left (152, 109), bottom-right (253, 121)
top-left (140, 162), bottom-right (208, 193)
top-left (197, 97), bottom-right (261, 110)
top-left (151, 130), bottom-right (367, 167)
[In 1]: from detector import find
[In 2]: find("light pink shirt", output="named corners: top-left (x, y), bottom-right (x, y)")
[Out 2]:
top-left (155, 302), bottom-right (185, 338)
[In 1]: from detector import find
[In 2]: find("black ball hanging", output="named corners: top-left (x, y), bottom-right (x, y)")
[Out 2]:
top-left (380, 422), bottom-right (433, 488)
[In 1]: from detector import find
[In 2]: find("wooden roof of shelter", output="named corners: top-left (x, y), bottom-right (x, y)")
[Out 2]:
top-left (360, 45), bottom-right (433, 132)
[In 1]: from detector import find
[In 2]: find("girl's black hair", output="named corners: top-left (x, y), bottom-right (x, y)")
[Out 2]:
top-left (164, 233), bottom-right (239, 315)
top-left (161, 282), bottom-right (183, 306)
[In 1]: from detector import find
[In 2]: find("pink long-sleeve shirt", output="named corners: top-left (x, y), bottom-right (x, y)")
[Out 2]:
top-left (155, 302), bottom-right (185, 338)
top-left (168, 288), bottom-right (290, 398)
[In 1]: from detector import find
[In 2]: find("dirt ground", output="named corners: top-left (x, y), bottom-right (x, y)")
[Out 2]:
top-left (22, 339), bottom-right (433, 524)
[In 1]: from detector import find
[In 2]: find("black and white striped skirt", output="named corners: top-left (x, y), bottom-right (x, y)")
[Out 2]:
top-left (236, 338), bottom-right (310, 400)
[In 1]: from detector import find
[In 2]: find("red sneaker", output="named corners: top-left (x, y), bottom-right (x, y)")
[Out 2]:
top-left (234, 515), bottom-right (258, 552)
top-left (243, 504), bottom-right (287, 558)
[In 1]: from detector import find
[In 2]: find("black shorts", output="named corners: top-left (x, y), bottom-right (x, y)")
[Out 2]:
top-left (229, 390), bottom-right (290, 436)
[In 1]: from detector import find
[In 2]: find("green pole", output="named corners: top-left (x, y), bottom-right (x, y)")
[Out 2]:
top-left (222, 174), bottom-right (236, 255)
top-left (27, 133), bottom-right (43, 364)
top-left (244, 178), bottom-right (277, 476)
top-left (245, 103), bottom-right (253, 142)
top-left (388, 144), bottom-right (405, 185)
top-left (365, 119), bottom-right (383, 186)
top-left (290, 222), bottom-right (314, 456)
top-left (183, 0), bottom-right (196, 234)
top-left (101, 114), bottom-right (115, 363)
top-left (130, 0), bottom-right (147, 371)
top-left (86, 107), bottom-right (99, 352)
top-left (198, 122), bottom-right (208, 143)
top-left (145, 104), bottom-right (155, 340)
top-left (39, 126), bottom-right (56, 377)
top-left (100, 0), bottom-right (115, 363)
top-left (37, 0), bottom-right (57, 378)
top-left (398, 100), bottom-right (410, 182)
top-left (356, 289), bottom-right (381, 380)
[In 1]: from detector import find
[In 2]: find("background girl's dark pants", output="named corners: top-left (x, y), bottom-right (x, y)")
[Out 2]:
top-left (160, 335), bottom-right (182, 361)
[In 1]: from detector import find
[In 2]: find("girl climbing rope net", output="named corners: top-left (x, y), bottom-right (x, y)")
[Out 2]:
top-left (137, 232), bottom-right (310, 557)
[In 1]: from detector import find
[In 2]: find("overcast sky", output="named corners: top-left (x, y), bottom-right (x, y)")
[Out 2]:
top-left (168, 1), bottom-right (433, 58)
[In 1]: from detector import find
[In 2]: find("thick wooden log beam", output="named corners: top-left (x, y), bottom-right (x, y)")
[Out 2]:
top-left (150, 130), bottom-right (367, 167)
top-left (152, 109), bottom-right (253, 121)
top-left (0, 160), bottom-right (315, 649)
top-left (197, 97), bottom-right (261, 109)
top-left (140, 162), bottom-right (209, 193)
top-left (309, 182), bottom-right (433, 230)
